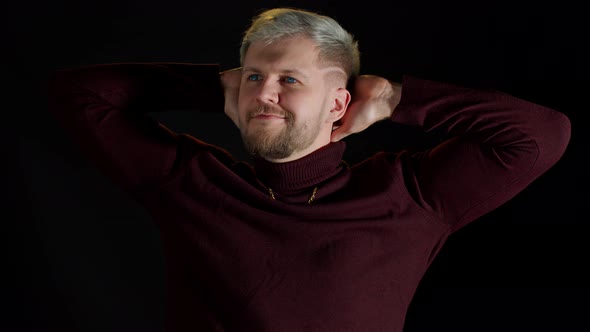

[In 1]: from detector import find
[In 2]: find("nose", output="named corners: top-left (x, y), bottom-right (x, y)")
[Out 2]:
top-left (256, 79), bottom-right (280, 104)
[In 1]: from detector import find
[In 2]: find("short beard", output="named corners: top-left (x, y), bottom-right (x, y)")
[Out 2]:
top-left (240, 105), bottom-right (318, 160)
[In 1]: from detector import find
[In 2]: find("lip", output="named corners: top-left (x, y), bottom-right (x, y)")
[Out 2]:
top-left (252, 114), bottom-right (286, 120)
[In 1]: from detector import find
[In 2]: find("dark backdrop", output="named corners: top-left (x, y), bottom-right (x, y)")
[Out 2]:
top-left (6, 0), bottom-right (588, 331)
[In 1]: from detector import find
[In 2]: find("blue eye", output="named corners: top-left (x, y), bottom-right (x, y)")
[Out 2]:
top-left (283, 77), bottom-right (298, 84)
top-left (247, 74), bottom-right (262, 81)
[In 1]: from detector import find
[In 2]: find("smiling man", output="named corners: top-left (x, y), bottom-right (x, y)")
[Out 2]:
top-left (238, 35), bottom-right (350, 162)
top-left (48, 7), bottom-right (571, 332)
top-left (234, 13), bottom-right (357, 163)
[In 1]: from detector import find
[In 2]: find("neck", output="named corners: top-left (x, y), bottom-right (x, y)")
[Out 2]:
top-left (253, 141), bottom-right (347, 193)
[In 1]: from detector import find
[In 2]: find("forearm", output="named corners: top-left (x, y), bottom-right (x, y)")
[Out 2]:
top-left (390, 75), bottom-right (571, 230)
top-left (47, 62), bottom-right (225, 194)
top-left (391, 75), bottom-right (571, 167)
top-left (48, 62), bottom-right (224, 115)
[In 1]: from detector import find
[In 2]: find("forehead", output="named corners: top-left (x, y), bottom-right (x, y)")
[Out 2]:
top-left (243, 36), bottom-right (321, 70)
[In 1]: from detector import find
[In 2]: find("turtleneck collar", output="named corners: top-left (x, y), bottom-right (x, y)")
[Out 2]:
top-left (253, 141), bottom-right (347, 193)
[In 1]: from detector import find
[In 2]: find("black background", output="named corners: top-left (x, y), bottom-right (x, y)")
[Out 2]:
top-left (5, 0), bottom-right (588, 331)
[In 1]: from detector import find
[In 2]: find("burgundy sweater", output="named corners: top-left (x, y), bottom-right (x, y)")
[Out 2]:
top-left (48, 63), bottom-right (570, 332)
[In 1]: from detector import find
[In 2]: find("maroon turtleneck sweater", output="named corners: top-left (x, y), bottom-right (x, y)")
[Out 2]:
top-left (48, 63), bottom-right (571, 332)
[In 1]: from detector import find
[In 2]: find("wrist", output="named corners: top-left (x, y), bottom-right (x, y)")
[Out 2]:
top-left (386, 80), bottom-right (402, 118)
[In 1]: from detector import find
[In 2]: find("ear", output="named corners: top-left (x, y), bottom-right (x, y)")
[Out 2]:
top-left (327, 87), bottom-right (351, 123)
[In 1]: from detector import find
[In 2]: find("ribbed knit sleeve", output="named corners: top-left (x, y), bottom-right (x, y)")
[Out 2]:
top-left (390, 75), bottom-right (571, 231)
top-left (47, 62), bottom-right (225, 195)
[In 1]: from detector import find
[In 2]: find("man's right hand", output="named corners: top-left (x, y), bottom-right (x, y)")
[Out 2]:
top-left (220, 67), bottom-right (242, 128)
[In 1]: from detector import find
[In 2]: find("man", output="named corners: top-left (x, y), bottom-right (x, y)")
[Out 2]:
top-left (48, 7), bottom-right (571, 332)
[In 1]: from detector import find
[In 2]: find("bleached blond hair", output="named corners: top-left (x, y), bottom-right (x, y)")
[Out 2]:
top-left (240, 8), bottom-right (360, 81)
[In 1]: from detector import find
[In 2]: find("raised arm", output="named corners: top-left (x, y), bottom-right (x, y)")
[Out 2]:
top-left (47, 62), bottom-right (225, 196)
top-left (336, 74), bottom-right (571, 231)
top-left (394, 76), bottom-right (570, 230)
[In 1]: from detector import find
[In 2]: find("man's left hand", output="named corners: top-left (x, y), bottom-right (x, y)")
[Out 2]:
top-left (331, 75), bottom-right (402, 142)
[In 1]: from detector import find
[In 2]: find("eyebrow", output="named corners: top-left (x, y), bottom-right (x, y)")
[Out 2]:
top-left (242, 67), bottom-right (309, 80)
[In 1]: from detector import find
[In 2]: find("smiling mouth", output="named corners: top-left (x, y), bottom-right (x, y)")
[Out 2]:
top-left (255, 114), bottom-right (285, 118)
top-left (249, 113), bottom-right (287, 121)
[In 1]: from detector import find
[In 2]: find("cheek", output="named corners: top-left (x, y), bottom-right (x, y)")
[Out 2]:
top-left (282, 90), bottom-right (318, 110)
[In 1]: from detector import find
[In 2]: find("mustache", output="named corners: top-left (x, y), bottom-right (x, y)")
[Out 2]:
top-left (248, 105), bottom-right (292, 120)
